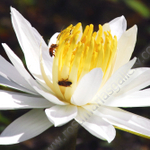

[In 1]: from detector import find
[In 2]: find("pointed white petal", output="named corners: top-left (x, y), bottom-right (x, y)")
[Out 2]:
top-left (116, 68), bottom-right (150, 94)
top-left (0, 75), bottom-right (35, 94)
top-left (0, 55), bottom-right (36, 94)
top-left (109, 16), bottom-right (127, 39)
top-left (2, 43), bottom-right (66, 105)
top-left (2, 43), bottom-right (52, 93)
top-left (71, 68), bottom-right (103, 106)
top-left (91, 58), bottom-right (136, 104)
top-left (45, 105), bottom-right (77, 127)
top-left (33, 85), bottom-right (67, 105)
top-left (113, 25), bottom-right (137, 72)
top-left (10, 7), bottom-right (49, 87)
top-left (48, 32), bottom-right (60, 48)
top-left (106, 88), bottom-right (150, 107)
top-left (0, 90), bottom-right (53, 110)
top-left (97, 106), bottom-right (150, 138)
top-left (33, 27), bottom-right (54, 85)
top-left (41, 47), bottom-right (53, 82)
top-left (104, 67), bottom-right (150, 106)
top-left (42, 32), bottom-right (60, 81)
top-left (75, 107), bottom-right (116, 143)
top-left (0, 109), bottom-right (52, 145)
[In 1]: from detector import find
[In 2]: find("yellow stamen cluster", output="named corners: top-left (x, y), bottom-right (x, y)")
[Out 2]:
top-left (42, 22), bottom-right (117, 103)
top-left (55, 23), bottom-right (117, 79)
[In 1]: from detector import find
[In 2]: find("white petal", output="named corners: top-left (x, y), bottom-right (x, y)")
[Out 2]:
top-left (109, 16), bottom-right (127, 39)
top-left (2, 43), bottom-right (66, 105)
top-left (0, 75), bottom-right (34, 94)
top-left (33, 85), bottom-right (67, 105)
top-left (75, 107), bottom-right (116, 143)
top-left (0, 55), bottom-right (36, 94)
top-left (0, 90), bottom-right (53, 110)
top-left (106, 88), bottom-right (150, 107)
top-left (0, 109), bottom-right (52, 145)
top-left (41, 47), bottom-right (53, 82)
top-left (91, 58), bottom-right (136, 104)
top-left (104, 67), bottom-right (150, 106)
top-left (42, 33), bottom-right (60, 81)
top-left (102, 23), bottom-right (110, 32)
top-left (10, 7), bottom-right (49, 87)
top-left (45, 105), bottom-right (77, 127)
top-left (117, 68), bottom-right (150, 93)
top-left (71, 68), bottom-right (103, 106)
top-left (97, 106), bottom-right (150, 138)
top-left (48, 32), bottom-right (60, 48)
top-left (113, 25), bottom-right (137, 72)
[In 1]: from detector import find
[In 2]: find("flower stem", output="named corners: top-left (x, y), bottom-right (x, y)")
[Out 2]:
top-left (61, 120), bottom-right (79, 150)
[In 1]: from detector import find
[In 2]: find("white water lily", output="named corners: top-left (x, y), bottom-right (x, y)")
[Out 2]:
top-left (0, 7), bottom-right (150, 145)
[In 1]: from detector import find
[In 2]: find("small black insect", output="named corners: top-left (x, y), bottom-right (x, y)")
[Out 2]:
top-left (58, 79), bottom-right (72, 87)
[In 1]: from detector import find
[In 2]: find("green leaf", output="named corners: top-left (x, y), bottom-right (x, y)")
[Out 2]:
top-left (124, 0), bottom-right (150, 18)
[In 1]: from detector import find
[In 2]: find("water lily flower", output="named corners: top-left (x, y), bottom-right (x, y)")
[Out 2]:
top-left (0, 7), bottom-right (150, 145)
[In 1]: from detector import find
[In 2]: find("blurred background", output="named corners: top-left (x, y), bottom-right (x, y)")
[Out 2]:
top-left (0, 0), bottom-right (150, 149)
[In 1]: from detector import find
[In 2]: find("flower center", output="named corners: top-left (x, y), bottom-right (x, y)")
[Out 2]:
top-left (41, 23), bottom-right (117, 103)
